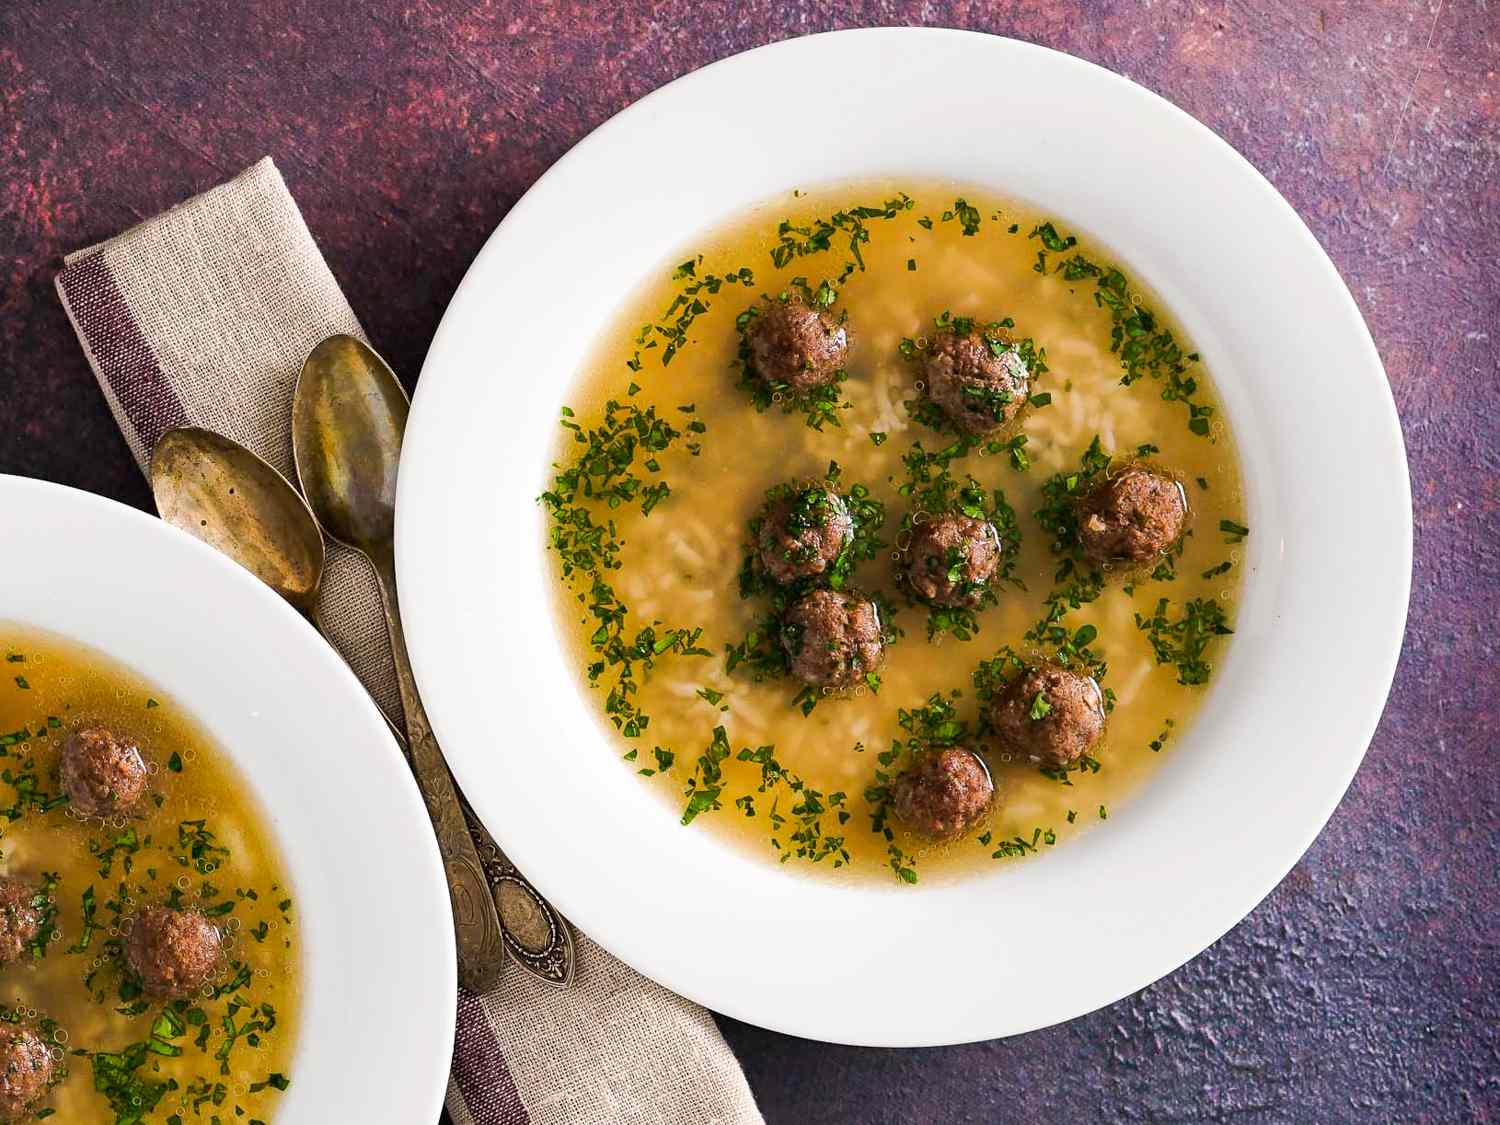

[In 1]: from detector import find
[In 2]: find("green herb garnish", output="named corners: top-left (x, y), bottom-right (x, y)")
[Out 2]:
top-left (1134, 597), bottom-right (1235, 685)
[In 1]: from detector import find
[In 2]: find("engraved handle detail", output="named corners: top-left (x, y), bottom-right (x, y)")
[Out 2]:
top-left (460, 798), bottom-right (576, 987)
top-left (370, 549), bottom-right (506, 994)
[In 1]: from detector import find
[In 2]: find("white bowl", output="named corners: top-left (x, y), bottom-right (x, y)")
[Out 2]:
top-left (0, 475), bottom-right (456, 1118)
top-left (398, 29), bottom-right (1411, 1046)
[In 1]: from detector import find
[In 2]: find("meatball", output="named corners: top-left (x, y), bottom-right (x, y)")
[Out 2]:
top-left (905, 513), bottom-right (1001, 607)
top-left (0, 1025), bottom-right (52, 1122)
top-left (745, 298), bottom-right (849, 393)
top-left (924, 329), bottom-right (1031, 434)
top-left (60, 725), bottom-right (148, 816)
top-left (125, 906), bottom-right (222, 999)
top-left (779, 589), bottom-right (884, 689)
top-left (1076, 465), bottom-right (1187, 564)
top-left (892, 747), bottom-right (994, 841)
top-left (989, 665), bottom-right (1106, 769)
top-left (0, 878), bottom-right (41, 966)
top-left (756, 487), bottom-right (854, 585)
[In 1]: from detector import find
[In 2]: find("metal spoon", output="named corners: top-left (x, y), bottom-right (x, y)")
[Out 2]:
top-left (150, 427), bottom-right (406, 748)
top-left (151, 428), bottom-right (326, 627)
top-left (292, 334), bottom-right (575, 991)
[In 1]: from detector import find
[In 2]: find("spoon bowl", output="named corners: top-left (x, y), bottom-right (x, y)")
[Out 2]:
top-left (293, 334), bottom-right (407, 553)
top-left (150, 427), bottom-right (325, 618)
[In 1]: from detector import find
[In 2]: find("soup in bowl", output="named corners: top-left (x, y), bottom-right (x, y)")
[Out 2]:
top-left (543, 180), bottom-right (1249, 884)
top-left (0, 628), bottom-right (299, 1122)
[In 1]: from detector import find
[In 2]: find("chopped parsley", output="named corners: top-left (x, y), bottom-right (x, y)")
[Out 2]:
top-left (988, 826), bottom-right (1058, 859)
top-left (940, 197), bottom-right (983, 236)
top-left (68, 884), bottom-right (98, 953)
top-left (1149, 719), bottom-right (1176, 753)
top-left (736, 744), bottom-right (852, 866)
top-left (0, 729), bottom-right (68, 820)
top-left (90, 1039), bottom-right (174, 1122)
top-left (540, 396), bottom-right (712, 738)
top-left (89, 827), bottom-right (143, 879)
top-left (636, 256), bottom-right (757, 369)
top-left (23, 873), bottom-right (60, 960)
top-left (173, 820), bottom-right (230, 875)
top-left (1033, 237), bottom-right (1218, 437)
top-left (770, 193), bottom-right (913, 281)
top-left (1134, 597), bottom-right (1235, 685)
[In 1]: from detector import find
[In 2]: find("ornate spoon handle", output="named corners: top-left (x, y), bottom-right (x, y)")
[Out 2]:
top-left (369, 549), bottom-right (506, 994)
top-left (319, 600), bottom-right (575, 988)
top-left (460, 795), bottom-right (575, 986)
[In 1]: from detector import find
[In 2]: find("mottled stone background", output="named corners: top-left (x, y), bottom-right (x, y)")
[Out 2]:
top-left (2, 2), bottom-right (1495, 1122)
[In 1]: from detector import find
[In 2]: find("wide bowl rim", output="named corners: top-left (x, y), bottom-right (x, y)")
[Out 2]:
top-left (398, 27), bottom-right (1411, 1046)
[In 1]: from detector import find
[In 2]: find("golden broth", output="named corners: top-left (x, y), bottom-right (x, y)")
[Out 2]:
top-left (0, 626), bottom-right (299, 1121)
top-left (547, 180), bottom-right (1245, 884)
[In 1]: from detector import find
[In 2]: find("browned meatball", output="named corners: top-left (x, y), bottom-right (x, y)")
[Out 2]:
top-left (989, 665), bottom-right (1106, 769)
top-left (780, 589), bottom-right (884, 689)
top-left (892, 747), bottom-right (994, 841)
top-left (756, 487), bottom-right (854, 585)
top-left (745, 298), bottom-right (849, 393)
top-left (60, 725), bottom-right (148, 816)
top-left (0, 878), bottom-right (41, 966)
top-left (905, 513), bottom-right (1001, 607)
top-left (125, 906), bottom-right (222, 999)
top-left (924, 330), bottom-right (1031, 434)
top-left (0, 1025), bottom-right (52, 1122)
top-left (1077, 465), bottom-right (1187, 564)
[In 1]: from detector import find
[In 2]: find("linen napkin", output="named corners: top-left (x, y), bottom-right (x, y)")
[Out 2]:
top-left (56, 156), bottom-right (763, 1125)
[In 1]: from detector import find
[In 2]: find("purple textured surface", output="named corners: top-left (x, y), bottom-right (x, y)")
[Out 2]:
top-left (2, 3), bottom-right (1496, 1122)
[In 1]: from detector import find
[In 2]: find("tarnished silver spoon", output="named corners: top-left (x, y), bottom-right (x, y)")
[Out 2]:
top-left (292, 334), bottom-right (574, 990)
top-left (151, 428), bottom-right (327, 626)
top-left (151, 427), bottom-right (409, 748)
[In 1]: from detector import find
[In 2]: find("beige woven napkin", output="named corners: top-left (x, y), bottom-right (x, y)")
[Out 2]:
top-left (56, 156), bottom-right (762, 1125)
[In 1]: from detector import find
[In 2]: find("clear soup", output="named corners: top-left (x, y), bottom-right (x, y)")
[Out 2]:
top-left (0, 626), bottom-right (299, 1121)
top-left (545, 181), bottom-right (1246, 885)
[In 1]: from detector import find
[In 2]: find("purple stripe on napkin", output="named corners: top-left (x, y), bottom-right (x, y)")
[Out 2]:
top-left (56, 250), bottom-right (186, 450)
top-left (452, 990), bottom-right (530, 1125)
